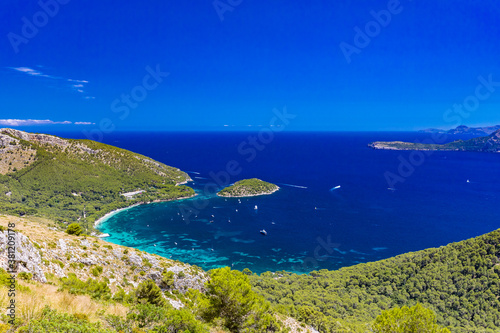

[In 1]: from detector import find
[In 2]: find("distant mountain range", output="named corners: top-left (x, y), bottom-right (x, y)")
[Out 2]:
top-left (369, 129), bottom-right (500, 152)
top-left (419, 125), bottom-right (500, 136)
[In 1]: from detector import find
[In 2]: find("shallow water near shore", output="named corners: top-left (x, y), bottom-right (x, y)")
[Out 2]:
top-left (83, 131), bottom-right (500, 274)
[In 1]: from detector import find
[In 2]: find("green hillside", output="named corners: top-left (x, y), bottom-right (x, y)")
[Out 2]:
top-left (249, 229), bottom-right (500, 332)
top-left (0, 129), bottom-right (194, 229)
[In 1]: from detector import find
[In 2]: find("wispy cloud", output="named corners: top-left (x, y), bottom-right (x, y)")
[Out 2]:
top-left (8, 67), bottom-right (94, 99)
top-left (0, 119), bottom-right (95, 126)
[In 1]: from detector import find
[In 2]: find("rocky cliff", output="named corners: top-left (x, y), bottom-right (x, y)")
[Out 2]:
top-left (0, 215), bottom-right (207, 308)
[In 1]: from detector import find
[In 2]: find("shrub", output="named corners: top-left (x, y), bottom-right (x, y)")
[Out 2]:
top-left (66, 223), bottom-right (83, 236)
top-left (51, 259), bottom-right (64, 269)
top-left (59, 273), bottom-right (111, 300)
top-left (372, 303), bottom-right (451, 333)
top-left (18, 272), bottom-right (32, 281)
top-left (142, 258), bottom-right (152, 268)
top-left (0, 268), bottom-right (14, 288)
top-left (161, 271), bottom-right (175, 289)
top-left (156, 307), bottom-right (209, 333)
top-left (106, 304), bottom-right (209, 333)
top-left (17, 306), bottom-right (112, 333)
top-left (112, 287), bottom-right (134, 304)
top-left (201, 267), bottom-right (281, 332)
top-left (135, 280), bottom-right (165, 307)
top-left (91, 266), bottom-right (103, 277)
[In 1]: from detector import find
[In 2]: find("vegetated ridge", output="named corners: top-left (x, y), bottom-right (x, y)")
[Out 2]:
top-left (0, 128), bottom-right (194, 231)
top-left (369, 129), bottom-right (500, 152)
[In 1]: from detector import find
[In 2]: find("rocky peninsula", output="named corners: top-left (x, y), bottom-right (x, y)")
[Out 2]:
top-left (369, 129), bottom-right (500, 153)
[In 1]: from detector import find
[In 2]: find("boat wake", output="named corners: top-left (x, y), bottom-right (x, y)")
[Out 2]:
top-left (278, 183), bottom-right (308, 189)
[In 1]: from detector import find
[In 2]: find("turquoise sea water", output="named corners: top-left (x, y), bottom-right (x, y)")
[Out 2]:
top-left (91, 132), bottom-right (500, 274)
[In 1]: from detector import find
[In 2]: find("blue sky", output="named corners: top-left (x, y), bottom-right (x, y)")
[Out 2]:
top-left (1, 0), bottom-right (500, 131)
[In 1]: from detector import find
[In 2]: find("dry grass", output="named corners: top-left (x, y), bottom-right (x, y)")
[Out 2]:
top-left (0, 281), bottom-right (127, 325)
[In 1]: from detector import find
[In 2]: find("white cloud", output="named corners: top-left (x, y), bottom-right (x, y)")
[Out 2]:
top-left (12, 67), bottom-right (41, 75)
top-left (0, 119), bottom-right (94, 126)
top-left (8, 67), bottom-right (94, 99)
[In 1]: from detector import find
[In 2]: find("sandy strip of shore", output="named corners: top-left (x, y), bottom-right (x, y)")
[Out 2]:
top-left (94, 194), bottom-right (196, 227)
top-left (94, 203), bottom-right (142, 227)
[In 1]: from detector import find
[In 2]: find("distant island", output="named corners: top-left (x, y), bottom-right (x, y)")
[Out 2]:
top-left (419, 124), bottom-right (500, 136)
top-left (217, 178), bottom-right (279, 197)
top-left (369, 129), bottom-right (500, 152)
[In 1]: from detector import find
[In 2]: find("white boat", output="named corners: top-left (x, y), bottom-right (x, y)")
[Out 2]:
top-left (260, 229), bottom-right (267, 236)
top-left (254, 205), bottom-right (258, 210)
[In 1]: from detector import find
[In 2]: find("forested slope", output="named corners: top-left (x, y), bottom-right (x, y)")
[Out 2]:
top-left (250, 229), bottom-right (500, 332)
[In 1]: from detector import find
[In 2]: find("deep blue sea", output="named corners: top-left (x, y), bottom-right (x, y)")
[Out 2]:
top-left (57, 131), bottom-right (500, 274)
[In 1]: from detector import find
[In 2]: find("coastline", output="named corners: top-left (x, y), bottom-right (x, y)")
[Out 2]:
top-left (94, 194), bottom-right (196, 228)
top-left (217, 186), bottom-right (280, 198)
top-left (94, 203), bottom-right (142, 227)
